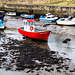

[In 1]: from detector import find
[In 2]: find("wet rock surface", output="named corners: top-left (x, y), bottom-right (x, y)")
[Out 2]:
top-left (0, 37), bottom-right (75, 75)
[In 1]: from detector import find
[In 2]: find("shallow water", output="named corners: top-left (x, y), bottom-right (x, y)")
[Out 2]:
top-left (0, 69), bottom-right (26, 75)
top-left (48, 33), bottom-right (75, 64)
top-left (4, 30), bottom-right (23, 40)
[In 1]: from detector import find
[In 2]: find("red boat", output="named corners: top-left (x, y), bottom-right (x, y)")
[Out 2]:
top-left (18, 19), bottom-right (51, 40)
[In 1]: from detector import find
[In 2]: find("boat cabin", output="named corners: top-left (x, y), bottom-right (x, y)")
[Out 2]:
top-left (23, 19), bottom-right (35, 32)
top-left (47, 15), bottom-right (56, 18)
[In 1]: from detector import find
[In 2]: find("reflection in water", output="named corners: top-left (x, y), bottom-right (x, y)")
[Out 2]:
top-left (0, 30), bottom-right (24, 45)
top-left (0, 32), bottom-right (5, 44)
top-left (0, 69), bottom-right (26, 75)
top-left (4, 30), bottom-right (23, 40)
top-left (48, 33), bottom-right (75, 64)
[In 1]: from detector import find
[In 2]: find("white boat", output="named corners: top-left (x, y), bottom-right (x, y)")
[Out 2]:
top-left (56, 16), bottom-right (75, 25)
top-left (39, 13), bottom-right (58, 22)
top-left (6, 12), bottom-right (16, 16)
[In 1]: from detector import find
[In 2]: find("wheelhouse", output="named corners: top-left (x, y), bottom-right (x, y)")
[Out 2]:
top-left (23, 19), bottom-right (35, 32)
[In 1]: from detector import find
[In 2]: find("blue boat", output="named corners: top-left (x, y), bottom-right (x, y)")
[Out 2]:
top-left (0, 11), bottom-right (5, 20)
top-left (20, 14), bottom-right (34, 18)
top-left (39, 13), bottom-right (58, 22)
top-left (0, 20), bottom-right (5, 29)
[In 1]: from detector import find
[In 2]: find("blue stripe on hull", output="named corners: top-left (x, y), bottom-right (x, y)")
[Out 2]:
top-left (39, 18), bottom-right (55, 21)
top-left (21, 14), bottom-right (34, 18)
top-left (0, 23), bottom-right (5, 26)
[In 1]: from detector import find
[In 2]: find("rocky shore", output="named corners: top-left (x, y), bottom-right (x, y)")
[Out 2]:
top-left (0, 37), bottom-right (75, 75)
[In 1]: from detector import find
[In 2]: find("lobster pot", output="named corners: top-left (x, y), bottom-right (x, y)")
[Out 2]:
top-left (24, 22), bottom-right (35, 32)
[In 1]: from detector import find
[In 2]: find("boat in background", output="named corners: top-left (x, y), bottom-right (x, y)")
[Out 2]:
top-left (39, 13), bottom-right (58, 22)
top-left (0, 11), bottom-right (5, 20)
top-left (18, 19), bottom-right (50, 40)
top-left (0, 19), bottom-right (5, 29)
top-left (6, 12), bottom-right (16, 16)
top-left (56, 16), bottom-right (75, 25)
top-left (20, 14), bottom-right (34, 18)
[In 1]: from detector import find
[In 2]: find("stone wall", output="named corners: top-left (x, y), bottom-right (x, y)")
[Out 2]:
top-left (0, 3), bottom-right (75, 14)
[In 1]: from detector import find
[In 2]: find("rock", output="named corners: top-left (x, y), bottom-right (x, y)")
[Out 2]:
top-left (63, 38), bottom-right (71, 43)
top-left (57, 69), bottom-right (61, 72)
top-left (45, 68), bottom-right (50, 72)
top-left (69, 70), bottom-right (75, 72)
top-left (50, 68), bottom-right (54, 71)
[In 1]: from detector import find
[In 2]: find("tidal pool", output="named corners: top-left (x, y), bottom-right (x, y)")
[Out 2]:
top-left (48, 33), bottom-right (75, 65)
top-left (0, 69), bottom-right (26, 75)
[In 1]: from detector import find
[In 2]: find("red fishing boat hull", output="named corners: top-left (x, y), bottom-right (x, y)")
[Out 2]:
top-left (18, 27), bottom-right (50, 40)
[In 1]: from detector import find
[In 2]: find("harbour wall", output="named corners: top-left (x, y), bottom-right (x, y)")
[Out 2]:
top-left (0, 3), bottom-right (75, 14)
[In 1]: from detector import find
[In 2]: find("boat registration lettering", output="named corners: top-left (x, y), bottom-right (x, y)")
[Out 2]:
top-left (40, 33), bottom-right (47, 34)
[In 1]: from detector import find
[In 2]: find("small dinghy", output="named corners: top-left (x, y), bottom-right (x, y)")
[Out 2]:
top-left (6, 12), bottom-right (16, 16)
top-left (39, 13), bottom-right (58, 22)
top-left (0, 20), bottom-right (5, 29)
top-left (56, 16), bottom-right (75, 25)
top-left (20, 14), bottom-right (34, 18)
top-left (18, 19), bottom-right (51, 40)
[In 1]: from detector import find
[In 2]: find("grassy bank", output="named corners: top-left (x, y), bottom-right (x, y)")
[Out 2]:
top-left (0, 0), bottom-right (75, 6)
top-left (43, 0), bottom-right (75, 6)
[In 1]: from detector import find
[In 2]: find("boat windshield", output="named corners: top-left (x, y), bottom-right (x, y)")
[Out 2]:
top-left (47, 17), bottom-right (51, 18)
top-left (27, 22), bottom-right (30, 26)
top-left (68, 16), bottom-right (73, 20)
top-left (30, 22), bottom-right (35, 26)
top-left (47, 15), bottom-right (56, 18)
top-left (60, 18), bottom-right (65, 21)
top-left (30, 22), bottom-right (33, 26)
top-left (24, 22), bottom-right (35, 26)
top-left (52, 16), bottom-right (55, 18)
top-left (24, 22), bottom-right (29, 26)
top-left (24, 22), bottom-right (25, 25)
top-left (32, 22), bottom-right (35, 25)
top-left (48, 13), bottom-right (52, 16)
